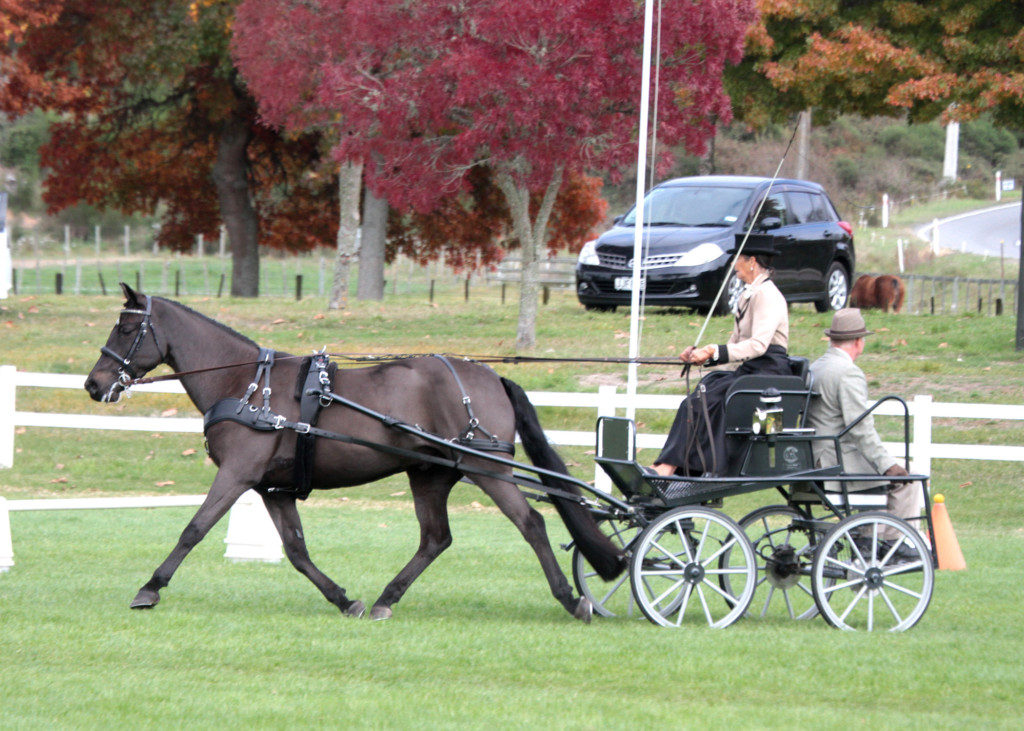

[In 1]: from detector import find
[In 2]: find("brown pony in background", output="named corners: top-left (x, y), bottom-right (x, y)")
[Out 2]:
top-left (850, 274), bottom-right (905, 313)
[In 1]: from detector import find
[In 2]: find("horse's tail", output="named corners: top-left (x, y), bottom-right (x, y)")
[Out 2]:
top-left (500, 377), bottom-right (625, 580)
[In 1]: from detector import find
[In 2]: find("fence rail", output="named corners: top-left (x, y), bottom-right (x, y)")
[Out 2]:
top-left (5, 367), bottom-right (1024, 478)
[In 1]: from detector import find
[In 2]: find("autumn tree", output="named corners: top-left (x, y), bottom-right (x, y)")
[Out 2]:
top-left (751, 0), bottom-right (1024, 348)
top-left (0, 0), bottom-right (338, 296)
top-left (235, 0), bottom-right (754, 348)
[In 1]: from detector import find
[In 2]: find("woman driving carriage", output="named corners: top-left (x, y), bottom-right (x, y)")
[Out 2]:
top-left (651, 235), bottom-right (790, 478)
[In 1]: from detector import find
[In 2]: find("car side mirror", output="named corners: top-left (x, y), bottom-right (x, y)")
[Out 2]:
top-left (613, 214), bottom-right (624, 225)
top-left (758, 216), bottom-right (782, 231)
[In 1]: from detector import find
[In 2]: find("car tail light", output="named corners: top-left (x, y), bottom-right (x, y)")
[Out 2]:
top-left (837, 221), bottom-right (853, 236)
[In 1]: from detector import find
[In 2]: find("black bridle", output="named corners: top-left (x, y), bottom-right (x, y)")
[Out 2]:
top-left (100, 295), bottom-right (163, 395)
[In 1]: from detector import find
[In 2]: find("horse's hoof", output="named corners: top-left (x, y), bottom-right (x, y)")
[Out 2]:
top-left (370, 605), bottom-right (392, 621)
top-left (130, 588), bottom-right (160, 609)
top-left (345, 600), bottom-right (366, 618)
top-left (573, 597), bottom-right (593, 624)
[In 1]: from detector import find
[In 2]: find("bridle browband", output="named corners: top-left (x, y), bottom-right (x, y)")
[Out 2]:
top-left (100, 295), bottom-right (163, 394)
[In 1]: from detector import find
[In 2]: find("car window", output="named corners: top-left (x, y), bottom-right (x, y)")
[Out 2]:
top-left (621, 186), bottom-right (753, 227)
top-left (809, 193), bottom-right (835, 222)
top-left (787, 192), bottom-right (815, 224)
top-left (748, 192), bottom-right (788, 227)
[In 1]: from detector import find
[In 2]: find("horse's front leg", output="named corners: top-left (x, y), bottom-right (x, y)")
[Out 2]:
top-left (130, 468), bottom-right (252, 609)
top-left (260, 492), bottom-right (366, 618)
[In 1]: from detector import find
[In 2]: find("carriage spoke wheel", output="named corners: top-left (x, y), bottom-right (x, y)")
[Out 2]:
top-left (629, 507), bottom-right (756, 628)
top-left (728, 505), bottom-right (821, 621)
top-left (811, 512), bottom-right (934, 632)
top-left (572, 516), bottom-right (643, 618)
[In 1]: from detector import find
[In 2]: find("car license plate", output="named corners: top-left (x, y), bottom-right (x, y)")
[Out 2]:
top-left (614, 276), bottom-right (645, 291)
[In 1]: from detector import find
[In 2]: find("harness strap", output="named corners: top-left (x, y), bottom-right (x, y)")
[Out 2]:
top-left (431, 354), bottom-right (505, 448)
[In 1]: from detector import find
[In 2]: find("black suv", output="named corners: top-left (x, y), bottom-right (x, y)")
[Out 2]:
top-left (575, 176), bottom-right (854, 313)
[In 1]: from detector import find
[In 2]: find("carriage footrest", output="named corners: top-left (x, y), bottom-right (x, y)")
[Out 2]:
top-left (595, 457), bottom-right (724, 505)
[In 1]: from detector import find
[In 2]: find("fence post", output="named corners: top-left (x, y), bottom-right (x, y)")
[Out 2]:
top-left (593, 385), bottom-right (618, 494)
top-left (223, 490), bottom-right (283, 562)
top-left (911, 394), bottom-right (932, 480)
top-left (0, 497), bottom-right (13, 571)
top-left (0, 365), bottom-right (15, 468)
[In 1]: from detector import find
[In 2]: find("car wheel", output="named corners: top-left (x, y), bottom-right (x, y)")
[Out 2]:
top-left (713, 272), bottom-right (743, 315)
top-left (815, 262), bottom-right (850, 312)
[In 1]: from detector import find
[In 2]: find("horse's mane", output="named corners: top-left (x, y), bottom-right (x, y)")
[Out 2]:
top-left (156, 296), bottom-right (262, 350)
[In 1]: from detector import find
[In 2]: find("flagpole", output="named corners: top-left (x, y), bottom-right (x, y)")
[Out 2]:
top-left (626, 0), bottom-right (654, 422)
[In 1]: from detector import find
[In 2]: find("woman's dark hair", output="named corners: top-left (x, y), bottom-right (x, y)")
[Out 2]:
top-left (752, 253), bottom-right (774, 271)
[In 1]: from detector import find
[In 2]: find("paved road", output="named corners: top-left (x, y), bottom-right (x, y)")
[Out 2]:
top-left (916, 202), bottom-right (1021, 259)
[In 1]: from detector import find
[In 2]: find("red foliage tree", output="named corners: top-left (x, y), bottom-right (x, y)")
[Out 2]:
top-left (0, 0), bottom-right (338, 296)
top-left (235, 0), bottom-right (754, 347)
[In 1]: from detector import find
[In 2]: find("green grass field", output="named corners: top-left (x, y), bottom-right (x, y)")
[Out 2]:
top-left (2, 245), bottom-right (1024, 726)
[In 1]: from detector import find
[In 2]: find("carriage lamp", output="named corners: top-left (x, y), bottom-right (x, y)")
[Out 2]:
top-left (752, 387), bottom-right (783, 435)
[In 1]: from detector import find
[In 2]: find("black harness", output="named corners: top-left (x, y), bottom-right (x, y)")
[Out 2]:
top-left (202, 352), bottom-right (515, 500)
top-left (100, 296), bottom-right (163, 398)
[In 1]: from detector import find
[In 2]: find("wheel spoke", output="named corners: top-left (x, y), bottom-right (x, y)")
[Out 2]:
top-left (692, 519), bottom-right (711, 561)
top-left (878, 586), bottom-right (904, 626)
top-left (823, 576), bottom-right (866, 595)
top-left (652, 578), bottom-right (687, 609)
top-left (701, 575), bottom-right (742, 605)
top-left (881, 578), bottom-right (924, 600)
top-left (867, 591), bottom-right (875, 632)
top-left (782, 587), bottom-right (795, 619)
top-left (696, 583), bottom-right (714, 626)
top-left (824, 553), bottom-right (865, 577)
top-left (699, 535), bottom-right (737, 567)
top-left (673, 583), bottom-right (694, 627)
top-left (838, 585), bottom-right (868, 623)
top-left (704, 566), bottom-right (750, 576)
top-left (649, 538), bottom-right (688, 569)
top-left (760, 584), bottom-right (775, 617)
top-left (597, 573), bottom-right (630, 606)
top-left (880, 555), bottom-right (925, 574)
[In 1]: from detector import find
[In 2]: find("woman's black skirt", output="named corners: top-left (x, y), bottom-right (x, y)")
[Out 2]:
top-left (655, 345), bottom-right (791, 476)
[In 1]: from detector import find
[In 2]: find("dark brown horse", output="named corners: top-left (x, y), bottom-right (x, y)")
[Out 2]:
top-left (85, 284), bottom-right (622, 621)
top-left (850, 274), bottom-right (905, 313)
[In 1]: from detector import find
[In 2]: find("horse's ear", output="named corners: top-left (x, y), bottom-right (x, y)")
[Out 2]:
top-left (120, 282), bottom-right (143, 309)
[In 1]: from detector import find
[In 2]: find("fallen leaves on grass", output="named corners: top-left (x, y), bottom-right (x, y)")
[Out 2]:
top-left (155, 480), bottom-right (175, 487)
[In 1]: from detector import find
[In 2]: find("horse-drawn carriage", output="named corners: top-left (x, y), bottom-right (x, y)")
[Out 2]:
top-left (570, 357), bottom-right (935, 631)
top-left (86, 286), bottom-right (936, 631)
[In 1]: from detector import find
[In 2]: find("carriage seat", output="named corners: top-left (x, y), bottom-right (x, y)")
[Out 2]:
top-left (723, 361), bottom-right (814, 435)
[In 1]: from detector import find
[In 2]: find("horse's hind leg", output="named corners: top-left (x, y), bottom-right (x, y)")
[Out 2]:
top-left (131, 470), bottom-right (251, 609)
top-left (370, 467), bottom-right (459, 621)
top-left (261, 492), bottom-right (365, 618)
top-left (467, 472), bottom-right (591, 622)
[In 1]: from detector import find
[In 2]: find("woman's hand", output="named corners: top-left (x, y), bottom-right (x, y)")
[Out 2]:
top-left (679, 345), bottom-right (715, 364)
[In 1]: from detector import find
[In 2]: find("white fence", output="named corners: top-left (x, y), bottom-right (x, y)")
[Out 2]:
top-left (3, 367), bottom-right (1024, 570)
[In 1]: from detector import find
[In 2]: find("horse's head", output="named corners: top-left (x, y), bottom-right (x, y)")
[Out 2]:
top-left (85, 283), bottom-right (167, 403)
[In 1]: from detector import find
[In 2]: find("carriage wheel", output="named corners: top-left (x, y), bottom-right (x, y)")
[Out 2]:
top-left (811, 512), bottom-right (934, 632)
top-left (727, 505), bottom-right (821, 621)
top-left (629, 507), bottom-right (756, 628)
top-left (572, 516), bottom-right (642, 618)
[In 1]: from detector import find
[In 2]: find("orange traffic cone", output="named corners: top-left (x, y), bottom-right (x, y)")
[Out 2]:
top-left (930, 494), bottom-right (966, 571)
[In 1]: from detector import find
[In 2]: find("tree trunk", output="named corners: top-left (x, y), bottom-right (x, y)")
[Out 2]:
top-left (212, 114), bottom-right (259, 297)
top-left (357, 185), bottom-right (387, 300)
top-left (329, 160), bottom-right (363, 310)
top-left (496, 165), bottom-right (564, 350)
top-left (795, 108), bottom-right (812, 180)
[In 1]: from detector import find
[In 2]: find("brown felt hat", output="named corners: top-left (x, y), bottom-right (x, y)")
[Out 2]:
top-left (825, 308), bottom-right (873, 340)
